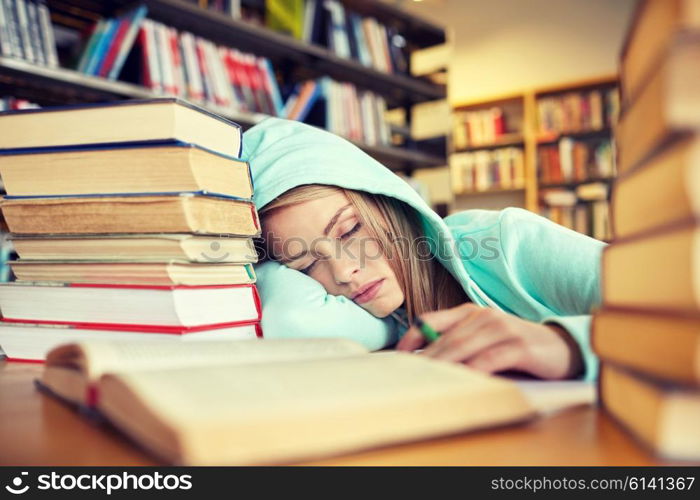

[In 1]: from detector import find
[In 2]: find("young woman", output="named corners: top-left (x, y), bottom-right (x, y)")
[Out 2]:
top-left (243, 117), bottom-right (604, 381)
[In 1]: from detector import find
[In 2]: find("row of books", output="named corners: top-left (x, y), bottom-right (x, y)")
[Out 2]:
top-left (450, 148), bottom-right (525, 194)
top-left (539, 199), bottom-right (610, 241)
top-left (537, 138), bottom-right (615, 185)
top-left (537, 88), bottom-right (619, 137)
top-left (135, 17), bottom-right (283, 116)
top-left (266, 0), bottom-right (408, 75)
top-left (0, 98), bottom-right (263, 362)
top-left (452, 107), bottom-right (510, 149)
top-left (594, 0), bottom-right (700, 460)
top-left (76, 5), bottom-right (148, 80)
top-left (0, 0), bottom-right (58, 67)
top-left (294, 77), bottom-right (390, 146)
top-left (0, 95), bottom-right (38, 110)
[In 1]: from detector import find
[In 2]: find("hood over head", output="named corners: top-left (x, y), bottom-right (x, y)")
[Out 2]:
top-left (241, 117), bottom-right (495, 307)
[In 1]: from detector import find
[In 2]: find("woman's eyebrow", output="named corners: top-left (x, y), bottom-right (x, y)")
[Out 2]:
top-left (323, 203), bottom-right (352, 236)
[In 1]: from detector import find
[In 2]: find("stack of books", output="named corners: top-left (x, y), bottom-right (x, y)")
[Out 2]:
top-left (592, 0), bottom-right (700, 460)
top-left (0, 98), bottom-right (263, 362)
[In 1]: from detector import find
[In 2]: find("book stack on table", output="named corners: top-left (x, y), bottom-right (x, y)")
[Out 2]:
top-left (0, 98), bottom-right (263, 362)
top-left (591, 0), bottom-right (700, 461)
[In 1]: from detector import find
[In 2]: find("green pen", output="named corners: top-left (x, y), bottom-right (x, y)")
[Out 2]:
top-left (415, 317), bottom-right (440, 343)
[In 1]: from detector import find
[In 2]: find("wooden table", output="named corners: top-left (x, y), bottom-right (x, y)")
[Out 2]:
top-left (0, 361), bottom-right (676, 466)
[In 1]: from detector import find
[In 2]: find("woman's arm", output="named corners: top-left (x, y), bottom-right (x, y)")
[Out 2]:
top-left (255, 260), bottom-right (400, 350)
top-left (399, 208), bottom-right (604, 381)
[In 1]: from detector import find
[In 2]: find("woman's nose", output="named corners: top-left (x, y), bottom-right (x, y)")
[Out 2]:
top-left (328, 251), bottom-right (359, 285)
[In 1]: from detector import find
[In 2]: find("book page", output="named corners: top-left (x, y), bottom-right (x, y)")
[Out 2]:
top-left (98, 352), bottom-right (535, 465)
top-left (47, 338), bottom-right (369, 380)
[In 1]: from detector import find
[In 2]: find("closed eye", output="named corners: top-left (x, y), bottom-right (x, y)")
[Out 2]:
top-left (341, 222), bottom-right (362, 239)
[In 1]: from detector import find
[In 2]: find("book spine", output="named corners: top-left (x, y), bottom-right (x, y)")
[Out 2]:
top-left (2, 0), bottom-right (23, 59)
top-left (85, 18), bottom-right (116, 75)
top-left (98, 15), bottom-right (129, 77)
top-left (107, 5), bottom-right (148, 80)
top-left (194, 37), bottom-right (214, 104)
top-left (12, 0), bottom-right (31, 61)
top-left (35, 0), bottom-right (57, 67)
top-left (25, 0), bottom-right (44, 65)
top-left (154, 21), bottom-right (176, 95)
top-left (0, 0), bottom-right (12, 57)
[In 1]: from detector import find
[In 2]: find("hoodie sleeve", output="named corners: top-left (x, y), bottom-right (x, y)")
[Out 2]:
top-left (254, 260), bottom-right (400, 350)
top-left (497, 207), bottom-right (606, 381)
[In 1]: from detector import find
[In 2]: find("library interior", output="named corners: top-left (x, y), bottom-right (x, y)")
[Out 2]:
top-left (0, 0), bottom-right (699, 468)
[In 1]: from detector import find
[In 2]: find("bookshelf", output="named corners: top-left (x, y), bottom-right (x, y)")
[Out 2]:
top-left (449, 75), bottom-right (619, 241)
top-left (0, 0), bottom-right (448, 171)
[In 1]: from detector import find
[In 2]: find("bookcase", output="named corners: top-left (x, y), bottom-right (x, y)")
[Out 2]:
top-left (0, 0), bottom-right (448, 172)
top-left (449, 75), bottom-right (619, 241)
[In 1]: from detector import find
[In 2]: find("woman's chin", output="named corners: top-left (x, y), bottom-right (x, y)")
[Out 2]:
top-left (365, 294), bottom-right (405, 318)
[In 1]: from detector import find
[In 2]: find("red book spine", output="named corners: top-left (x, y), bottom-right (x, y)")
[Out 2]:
top-left (138, 26), bottom-right (152, 89)
top-left (99, 17), bottom-right (130, 77)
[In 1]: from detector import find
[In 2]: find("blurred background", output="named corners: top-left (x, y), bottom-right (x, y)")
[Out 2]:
top-left (0, 0), bottom-right (639, 281)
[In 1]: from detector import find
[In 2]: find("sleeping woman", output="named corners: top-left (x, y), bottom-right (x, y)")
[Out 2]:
top-left (243, 117), bottom-right (604, 381)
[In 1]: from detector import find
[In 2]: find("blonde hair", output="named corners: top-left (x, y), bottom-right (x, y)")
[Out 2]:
top-left (258, 184), bottom-right (469, 324)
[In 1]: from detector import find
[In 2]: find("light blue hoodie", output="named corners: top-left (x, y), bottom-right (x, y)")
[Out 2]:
top-left (242, 117), bottom-right (605, 381)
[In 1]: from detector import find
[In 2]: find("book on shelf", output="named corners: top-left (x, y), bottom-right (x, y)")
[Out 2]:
top-left (537, 138), bottom-right (615, 185)
top-left (599, 363), bottom-right (700, 461)
top-left (0, 98), bottom-right (242, 158)
top-left (10, 234), bottom-right (258, 262)
top-left (0, 193), bottom-right (260, 236)
top-left (0, 282), bottom-right (261, 328)
top-left (0, 319), bottom-right (261, 362)
top-left (450, 148), bottom-right (525, 193)
top-left (616, 35), bottom-right (700, 175)
top-left (0, 142), bottom-right (253, 199)
top-left (592, 307), bottom-right (700, 385)
top-left (0, 0), bottom-right (58, 67)
top-left (620, 0), bottom-right (700, 104)
top-left (8, 260), bottom-right (257, 286)
top-left (611, 136), bottom-right (700, 239)
top-left (37, 338), bottom-right (535, 465)
top-left (265, 0), bottom-right (304, 40)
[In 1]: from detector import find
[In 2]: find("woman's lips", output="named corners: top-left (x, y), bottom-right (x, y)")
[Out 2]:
top-left (352, 279), bottom-right (384, 304)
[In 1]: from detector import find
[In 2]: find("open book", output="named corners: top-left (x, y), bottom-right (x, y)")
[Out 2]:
top-left (40, 338), bottom-right (535, 465)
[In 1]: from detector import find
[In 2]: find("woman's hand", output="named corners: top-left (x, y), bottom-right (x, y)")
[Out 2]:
top-left (396, 303), bottom-right (584, 380)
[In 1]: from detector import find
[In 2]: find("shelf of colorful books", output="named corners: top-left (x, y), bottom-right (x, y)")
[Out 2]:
top-left (49, 0), bottom-right (446, 107)
top-left (0, 57), bottom-right (444, 169)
